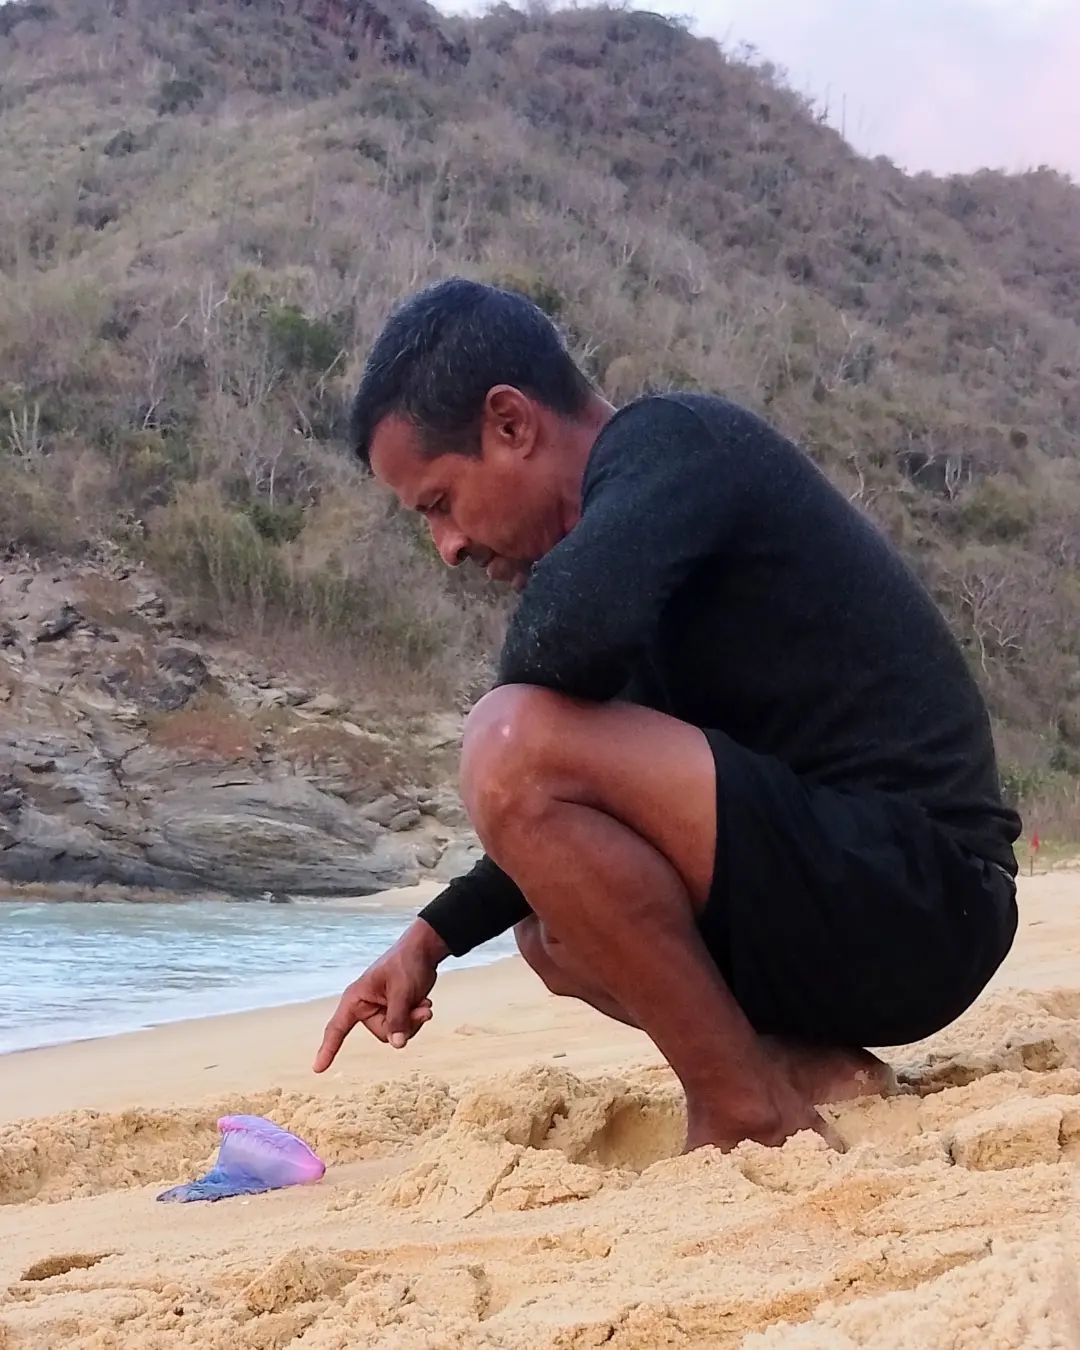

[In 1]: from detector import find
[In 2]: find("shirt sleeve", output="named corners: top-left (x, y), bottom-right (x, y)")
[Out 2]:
top-left (419, 855), bottom-right (532, 956)
top-left (496, 395), bottom-right (750, 698)
top-left (419, 396), bottom-right (757, 957)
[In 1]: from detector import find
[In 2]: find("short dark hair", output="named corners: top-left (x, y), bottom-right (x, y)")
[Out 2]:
top-left (350, 278), bottom-right (595, 465)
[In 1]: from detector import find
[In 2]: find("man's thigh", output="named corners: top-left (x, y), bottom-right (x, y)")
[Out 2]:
top-left (464, 689), bottom-right (719, 913)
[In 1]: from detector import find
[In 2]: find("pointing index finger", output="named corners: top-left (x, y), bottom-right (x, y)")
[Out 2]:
top-left (313, 993), bottom-right (382, 1073)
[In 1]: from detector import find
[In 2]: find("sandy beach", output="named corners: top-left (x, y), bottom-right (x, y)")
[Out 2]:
top-left (3, 872), bottom-right (1080, 1347)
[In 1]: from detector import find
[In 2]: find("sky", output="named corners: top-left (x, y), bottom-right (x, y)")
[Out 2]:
top-left (448, 0), bottom-right (1080, 180)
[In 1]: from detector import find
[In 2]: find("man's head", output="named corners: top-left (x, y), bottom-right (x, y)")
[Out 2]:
top-left (351, 278), bottom-right (611, 588)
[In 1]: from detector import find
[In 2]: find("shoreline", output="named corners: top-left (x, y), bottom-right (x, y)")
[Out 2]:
top-left (0, 879), bottom-right (501, 1065)
top-left (0, 945), bottom-right (515, 1062)
top-left (0, 880), bottom-right (441, 907)
top-left (0, 956), bottom-right (517, 1062)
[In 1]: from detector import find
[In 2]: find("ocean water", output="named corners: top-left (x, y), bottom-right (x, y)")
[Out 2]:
top-left (0, 896), bottom-right (516, 1054)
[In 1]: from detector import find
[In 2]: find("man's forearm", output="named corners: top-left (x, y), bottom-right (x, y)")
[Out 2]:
top-left (402, 914), bottom-right (452, 966)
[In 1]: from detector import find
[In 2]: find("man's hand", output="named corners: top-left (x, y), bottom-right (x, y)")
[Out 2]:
top-left (313, 918), bottom-right (450, 1072)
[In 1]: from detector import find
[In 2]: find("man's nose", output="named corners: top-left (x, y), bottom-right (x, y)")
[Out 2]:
top-left (429, 518), bottom-right (470, 568)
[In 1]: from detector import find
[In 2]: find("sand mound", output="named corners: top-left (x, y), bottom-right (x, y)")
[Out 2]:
top-left (888, 986), bottom-right (1080, 1094)
top-left (3, 985), bottom-right (1080, 1347)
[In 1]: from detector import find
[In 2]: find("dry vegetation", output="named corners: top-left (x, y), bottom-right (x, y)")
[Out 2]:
top-left (148, 694), bottom-right (262, 761)
top-left (1, 0), bottom-right (1078, 836)
top-left (279, 720), bottom-right (452, 799)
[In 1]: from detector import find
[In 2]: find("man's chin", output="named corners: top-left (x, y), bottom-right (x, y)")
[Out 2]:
top-left (482, 559), bottom-right (533, 589)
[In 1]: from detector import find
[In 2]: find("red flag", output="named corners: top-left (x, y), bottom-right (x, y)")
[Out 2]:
top-left (1032, 831), bottom-right (1041, 851)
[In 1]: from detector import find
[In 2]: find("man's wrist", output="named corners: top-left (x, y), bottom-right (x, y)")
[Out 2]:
top-left (404, 916), bottom-right (451, 966)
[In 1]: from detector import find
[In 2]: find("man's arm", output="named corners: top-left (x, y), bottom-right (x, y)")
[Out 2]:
top-left (419, 854), bottom-right (532, 955)
top-left (419, 396), bottom-right (763, 958)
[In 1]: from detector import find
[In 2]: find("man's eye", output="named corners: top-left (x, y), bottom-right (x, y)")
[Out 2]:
top-left (427, 497), bottom-right (448, 516)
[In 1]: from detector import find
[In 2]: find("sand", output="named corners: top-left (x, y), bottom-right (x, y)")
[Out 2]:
top-left (3, 872), bottom-right (1080, 1347)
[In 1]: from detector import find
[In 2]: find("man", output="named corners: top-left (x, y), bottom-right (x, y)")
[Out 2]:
top-left (314, 278), bottom-right (1020, 1152)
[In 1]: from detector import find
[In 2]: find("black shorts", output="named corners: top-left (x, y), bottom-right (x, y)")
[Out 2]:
top-left (697, 729), bottom-right (1019, 1048)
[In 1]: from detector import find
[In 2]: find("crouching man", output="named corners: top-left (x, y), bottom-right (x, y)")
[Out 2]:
top-left (314, 280), bottom-right (1019, 1152)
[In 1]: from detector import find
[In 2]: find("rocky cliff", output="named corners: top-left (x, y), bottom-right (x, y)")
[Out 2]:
top-left (0, 555), bottom-right (481, 897)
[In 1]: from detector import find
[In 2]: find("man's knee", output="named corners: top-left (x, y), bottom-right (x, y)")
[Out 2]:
top-left (460, 684), bottom-right (572, 843)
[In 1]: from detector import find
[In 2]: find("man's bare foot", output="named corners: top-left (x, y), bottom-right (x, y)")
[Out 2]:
top-left (683, 1086), bottom-right (844, 1154)
top-left (763, 1038), bottom-right (896, 1106)
top-left (679, 1042), bottom-right (893, 1154)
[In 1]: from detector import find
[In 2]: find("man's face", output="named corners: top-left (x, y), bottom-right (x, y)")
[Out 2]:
top-left (368, 395), bottom-right (562, 591)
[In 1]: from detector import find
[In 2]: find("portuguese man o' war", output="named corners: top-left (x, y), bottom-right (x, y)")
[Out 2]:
top-left (157, 1114), bottom-right (326, 1203)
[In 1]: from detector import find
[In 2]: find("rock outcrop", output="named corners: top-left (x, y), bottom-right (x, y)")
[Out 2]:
top-left (0, 556), bottom-right (472, 896)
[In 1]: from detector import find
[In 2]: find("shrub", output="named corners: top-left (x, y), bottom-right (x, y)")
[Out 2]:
top-left (999, 760), bottom-right (1045, 812)
top-left (353, 134), bottom-right (388, 166)
top-left (157, 79), bottom-right (204, 115)
top-left (264, 305), bottom-right (342, 375)
top-left (0, 2), bottom-right (53, 36)
top-left (104, 430), bottom-right (189, 511)
top-left (1050, 744), bottom-right (1080, 776)
top-left (103, 129), bottom-right (139, 157)
top-left (149, 694), bottom-right (260, 761)
top-left (144, 483), bottom-right (288, 622)
top-left (0, 460), bottom-right (71, 552)
top-left (957, 478), bottom-right (1035, 544)
top-left (246, 499), bottom-right (305, 544)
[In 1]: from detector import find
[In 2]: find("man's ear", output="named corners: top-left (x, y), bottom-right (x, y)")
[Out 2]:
top-left (484, 385), bottom-right (539, 456)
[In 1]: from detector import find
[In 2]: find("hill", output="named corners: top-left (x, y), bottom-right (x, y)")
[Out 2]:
top-left (1, 0), bottom-right (1079, 842)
